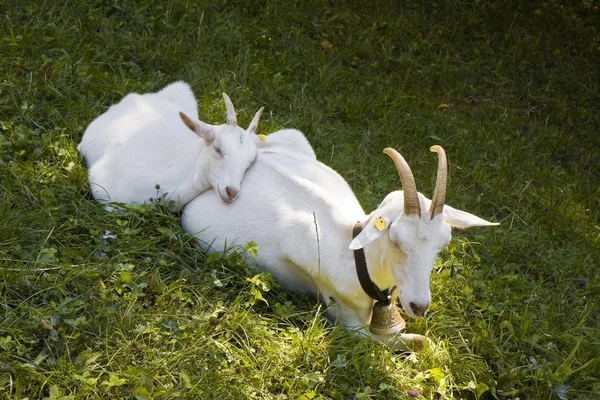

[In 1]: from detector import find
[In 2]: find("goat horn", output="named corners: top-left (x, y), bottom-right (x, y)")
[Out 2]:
top-left (248, 106), bottom-right (264, 134)
top-left (222, 92), bottom-right (237, 126)
top-left (383, 148), bottom-right (421, 217)
top-left (429, 145), bottom-right (447, 219)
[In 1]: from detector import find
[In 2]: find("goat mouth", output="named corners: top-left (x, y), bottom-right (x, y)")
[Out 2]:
top-left (222, 193), bottom-right (237, 203)
top-left (395, 296), bottom-right (421, 319)
top-left (396, 299), bottom-right (417, 318)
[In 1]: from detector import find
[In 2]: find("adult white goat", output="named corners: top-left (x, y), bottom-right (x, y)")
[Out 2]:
top-left (78, 81), bottom-right (263, 208)
top-left (181, 142), bottom-right (498, 350)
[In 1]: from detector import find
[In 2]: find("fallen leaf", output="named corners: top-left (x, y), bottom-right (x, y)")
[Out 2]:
top-left (40, 64), bottom-right (52, 77)
top-left (320, 39), bottom-right (334, 49)
top-left (15, 65), bottom-right (31, 75)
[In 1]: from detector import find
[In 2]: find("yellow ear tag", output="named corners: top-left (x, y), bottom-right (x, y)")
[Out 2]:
top-left (257, 134), bottom-right (267, 141)
top-left (374, 216), bottom-right (385, 232)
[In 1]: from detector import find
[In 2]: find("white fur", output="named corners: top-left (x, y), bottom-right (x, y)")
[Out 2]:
top-left (182, 142), bottom-right (498, 351)
top-left (258, 128), bottom-right (316, 160)
top-left (78, 81), bottom-right (261, 208)
top-left (78, 81), bottom-right (198, 167)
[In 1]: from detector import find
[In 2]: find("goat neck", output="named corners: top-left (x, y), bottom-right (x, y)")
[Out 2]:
top-left (359, 228), bottom-right (398, 296)
top-left (190, 140), bottom-right (212, 192)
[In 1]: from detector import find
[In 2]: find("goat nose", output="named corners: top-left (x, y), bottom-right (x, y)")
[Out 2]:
top-left (409, 302), bottom-right (429, 317)
top-left (225, 186), bottom-right (238, 202)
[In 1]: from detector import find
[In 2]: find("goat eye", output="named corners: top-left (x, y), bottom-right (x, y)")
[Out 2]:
top-left (214, 147), bottom-right (223, 157)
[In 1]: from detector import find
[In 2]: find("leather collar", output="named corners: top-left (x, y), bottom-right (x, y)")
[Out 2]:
top-left (352, 221), bottom-right (391, 303)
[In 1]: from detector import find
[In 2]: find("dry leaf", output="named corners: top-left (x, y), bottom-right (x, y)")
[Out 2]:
top-left (320, 39), bottom-right (334, 49)
top-left (542, 96), bottom-right (553, 104)
top-left (15, 65), bottom-right (31, 75)
top-left (40, 64), bottom-right (52, 77)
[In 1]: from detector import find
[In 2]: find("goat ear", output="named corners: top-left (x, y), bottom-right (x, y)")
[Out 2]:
top-left (443, 204), bottom-right (499, 228)
top-left (349, 213), bottom-right (394, 250)
top-left (179, 112), bottom-right (215, 143)
top-left (349, 192), bottom-right (404, 250)
top-left (253, 135), bottom-right (270, 148)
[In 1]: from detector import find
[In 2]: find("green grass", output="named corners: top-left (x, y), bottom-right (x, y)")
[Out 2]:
top-left (1, 0), bottom-right (599, 398)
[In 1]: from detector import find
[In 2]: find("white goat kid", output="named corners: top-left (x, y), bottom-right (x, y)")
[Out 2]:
top-left (78, 81), bottom-right (264, 208)
top-left (181, 144), bottom-right (498, 350)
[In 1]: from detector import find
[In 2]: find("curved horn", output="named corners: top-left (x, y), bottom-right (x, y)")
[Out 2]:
top-left (222, 92), bottom-right (237, 125)
top-left (247, 106), bottom-right (264, 134)
top-left (383, 148), bottom-right (421, 217)
top-left (429, 145), bottom-right (447, 219)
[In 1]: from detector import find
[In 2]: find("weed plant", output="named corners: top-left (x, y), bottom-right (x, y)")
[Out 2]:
top-left (1, 0), bottom-right (599, 399)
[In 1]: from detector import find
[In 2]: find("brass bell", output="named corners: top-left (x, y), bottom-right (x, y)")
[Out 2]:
top-left (369, 300), bottom-right (406, 335)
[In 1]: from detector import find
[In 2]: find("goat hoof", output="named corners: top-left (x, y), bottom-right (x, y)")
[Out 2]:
top-left (411, 335), bottom-right (431, 351)
top-left (387, 333), bottom-right (431, 352)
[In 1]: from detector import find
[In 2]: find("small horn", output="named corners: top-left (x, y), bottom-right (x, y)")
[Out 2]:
top-left (383, 148), bottom-right (421, 217)
top-left (429, 145), bottom-right (447, 219)
top-left (222, 92), bottom-right (237, 125)
top-left (248, 106), bottom-right (264, 134)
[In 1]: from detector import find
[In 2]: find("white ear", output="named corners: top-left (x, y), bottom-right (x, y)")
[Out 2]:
top-left (443, 204), bottom-right (499, 228)
top-left (179, 111), bottom-right (215, 143)
top-left (349, 217), bottom-right (386, 250)
top-left (349, 199), bottom-right (403, 250)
